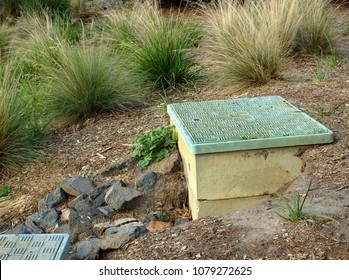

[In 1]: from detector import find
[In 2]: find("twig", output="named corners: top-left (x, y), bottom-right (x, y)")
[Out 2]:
top-left (96, 153), bottom-right (107, 159)
top-left (336, 185), bottom-right (349, 192)
top-left (100, 146), bottom-right (113, 154)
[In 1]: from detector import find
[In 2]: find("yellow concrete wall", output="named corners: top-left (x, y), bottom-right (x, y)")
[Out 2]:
top-left (188, 186), bottom-right (269, 220)
top-left (176, 127), bottom-right (304, 220)
top-left (195, 147), bottom-right (304, 200)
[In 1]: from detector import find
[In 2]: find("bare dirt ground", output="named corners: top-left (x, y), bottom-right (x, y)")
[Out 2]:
top-left (0, 4), bottom-right (348, 260)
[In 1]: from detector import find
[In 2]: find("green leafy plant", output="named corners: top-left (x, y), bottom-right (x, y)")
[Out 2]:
top-left (132, 125), bottom-right (178, 167)
top-left (0, 185), bottom-right (12, 198)
top-left (276, 182), bottom-right (335, 222)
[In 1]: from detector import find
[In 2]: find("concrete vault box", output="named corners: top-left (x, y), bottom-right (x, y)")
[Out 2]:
top-left (167, 96), bottom-right (334, 220)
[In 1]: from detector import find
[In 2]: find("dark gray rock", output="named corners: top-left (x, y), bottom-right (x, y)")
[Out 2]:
top-left (99, 156), bottom-right (137, 177)
top-left (25, 223), bottom-right (44, 234)
top-left (38, 187), bottom-right (67, 212)
top-left (142, 211), bottom-right (171, 223)
top-left (67, 253), bottom-right (78, 260)
top-left (60, 176), bottom-right (94, 197)
top-left (93, 218), bottom-right (137, 236)
top-left (8, 223), bottom-right (31, 234)
top-left (0, 221), bottom-right (12, 232)
top-left (92, 181), bottom-right (125, 207)
top-left (68, 193), bottom-right (94, 212)
top-left (97, 206), bottom-right (115, 218)
top-left (25, 209), bottom-right (60, 233)
top-left (104, 226), bottom-right (120, 236)
top-left (75, 239), bottom-right (101, 260)
top-left (69, 208), bottom-right (106, 242)
top-left (151, 150), bottom-right (181, 174)
top-left (53, 222), bottom-right (71, 235)
top-left (100, 222), bottom-right (148, 250)
top-left (136, 171), bottom-right (157, 191)
top-left (174, 218), bottom-right (190, 226)
top-left (105, 185), bottom-right (141, 211)
top-left (89, 180), bottom-right (119, 200)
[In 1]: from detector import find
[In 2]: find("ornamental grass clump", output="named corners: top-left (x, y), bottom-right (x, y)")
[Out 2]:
top-left (294, 0), bottom-right (337, 55)
top-left (20, 0), bottom-right (70, 15)
top-left (0, 22), bottom-right (11, 61)
top-left (102, 0), bottom-right (202, 90)
top-left (13, 11), bottom-right (71, 81)
top-left (43, 45), bottom-right (144, 125)
top-left (0, 64), bottom-right (42, 170)
top-left (203, 0), bottom-right (299, 90)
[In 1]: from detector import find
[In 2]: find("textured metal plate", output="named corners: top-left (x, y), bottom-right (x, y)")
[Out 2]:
top-left (168, 96), bottom-right (334, 154)
top-left (0, 234), bottom-right (70, 260)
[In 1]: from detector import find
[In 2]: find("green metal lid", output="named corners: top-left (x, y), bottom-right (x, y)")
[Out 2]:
top-left (0, 234), bottom-right (70, 260)
top-left (167, 96), bottom-right (334, 154)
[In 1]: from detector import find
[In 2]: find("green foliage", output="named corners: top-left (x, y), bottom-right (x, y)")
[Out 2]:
top-left (316, 106), bottom-right (330, 117)
top-left (132, 125), bottom-right (178, 167)
top-left (43, 45), bottom-right (144, 125)
top-left (276, 182), bottom-right (312, 222)
top-left (0, 185), bottom-right (12, 198)
top-left (321, 51), bottom-right (342, 67)
top-left (0, 0), bottom-right (21, 21)
top-left (13, 11), bottom-right (82, 84)
top-left (102, 1), bottom-right (203, 90)
top-left (203, 0), bottom-right (338, 90)
top-left (313, 70), bottom-right (328, 83)
top-left (20, 0), bottom-right (70, 15)
top-left (276, 182), bottom-right (336, 222)
top-left (0, 0), bottom-right (70, 21)
top-left (13, 12), bottom-right (69, 81)
top-left (0, 22), bottom-right (11, 61)
top-left (294, 0), bottom-right (337, 55)
top-left (203, 0), bottom-right (295, 90)
top-left (0, 63), bottom-right (43, 170)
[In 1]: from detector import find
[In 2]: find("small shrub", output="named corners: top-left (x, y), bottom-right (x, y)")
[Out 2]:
top-left (132, 125), bottom-right (178, 167)
top-left (43, 45), bottom-right (144, 125)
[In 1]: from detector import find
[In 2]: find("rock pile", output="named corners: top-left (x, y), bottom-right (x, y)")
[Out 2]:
top-left (4, 153), bottom-right (189, 259)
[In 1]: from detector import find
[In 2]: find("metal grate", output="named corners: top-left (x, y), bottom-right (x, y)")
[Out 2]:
top-left (0, 234), bottom-right (70, 260)
top-left (168, 96), bottom-right (334, 154)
